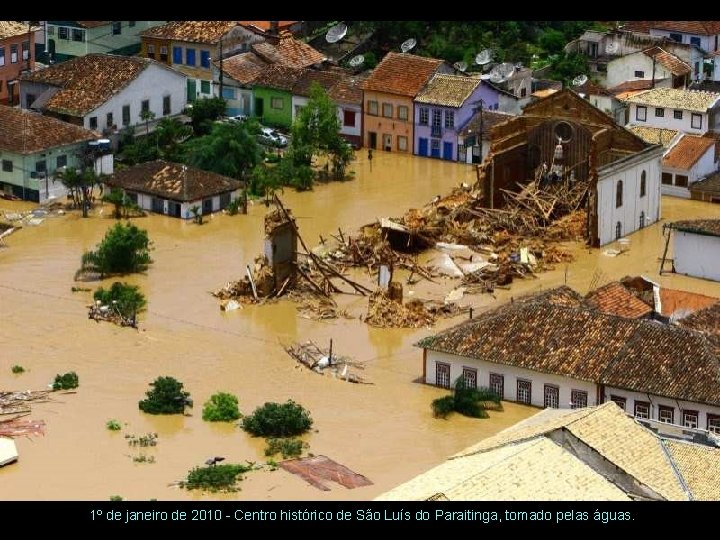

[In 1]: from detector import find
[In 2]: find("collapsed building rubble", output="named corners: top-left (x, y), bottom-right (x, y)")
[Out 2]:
top-left (283, 340), bottom-right (368, 384)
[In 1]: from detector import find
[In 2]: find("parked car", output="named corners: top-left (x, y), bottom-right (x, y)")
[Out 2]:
top-left (258, 127), bottom-right (288, 148)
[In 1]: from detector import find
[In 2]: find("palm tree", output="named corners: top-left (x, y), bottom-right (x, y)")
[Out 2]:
top-left (155, 117), bottom-right (192, 161)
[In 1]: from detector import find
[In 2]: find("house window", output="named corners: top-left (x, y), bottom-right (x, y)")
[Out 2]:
top-left (10, 44), bottom-right (17, 64)
top-left (129, 21), bottom-right (136, 27)
top-left (674, 110), bottom-right (683, 120)
top-left (56, 155), bottom-right (67, 169)
top-left (462, 367), bottom-right (477, 389)
top-left (35, 160), bottom-right (46, 173)
top-left (201, 50), bottom-right (210, 69)
top-left (89, 116), bottom-right (98, 129)
top-left (639, 211), bottom-right (645, 228)
top-left (141, 99), bottom-right (150, 114)
top-left (112, 22), bottom-right (122, 35)
top-left (489, 373), bottom-right (504, 400)
top-left (160, 46), bottom-right (168, 62)
top-left (0, 47), bottom-right (4, 66)
top-left (147, 44), bottom-right (155, 58)
top-left (219, 192), bottom-right (231, 209)
top-left (343, 109), bottom-right (356, 127)
top-left (634, 70), bottom-right (645, 78)
top-left (186, 48), bottom-right (196, 66)
top-left (419, 107), bottom-right (429, 125)
top-left (517, 380), bottom-right (532, 405)
top-left (690, 36), bottom-right (701, 47)
top-left (662, 172), bottom-right (673, 185)
top-left (72, 29), bottom-right (84, 42)
top-left (47, 26), bottom-right (55, 36)
top-left (616, 180), bottom-right (623, 208)
top-left (609, 395), bottom-right (626, 411)
top-left (163, 95), bottom-right (171, 116)
top-left (435, 362), bottom-right (451, 389)
top-left (615, 221), bottom-right (622, 240)
top-left (683, 410), bottom-right (698, 429)
top-left (106, 112), bottom-right (114, 128)
top-left (640, 171), bottom-right (646, 197)
top-left (675, 174), bottom-right (689, 187)
top-left (22, 41), bottom-right (30, 61)
top-left (571, 390), bottom-right (588, 409)
top-left (655, 107), bottom-right (664, 117)
top-left (2, 160), bottom-right (13, 172)
top-left (669, 33), bottom-right (682, 43)
top-left (382, 103), bottom-right (393, 118)
top-left (431, 139), bottom-right (440, 154)
top-left (543, 385), bottom-right (559, 409)
top-left (397, 135), bottom-right (408, 152)
top-left (444, 110), bottom-right (454, 129)
top-left (58, 27), bottom-right (68, 40)
top-left (709, 414), bottom-right (720, 434)
top-left (222, 87), bottom-right (235, 100)
top-left (397, 105), bottom-right (408, 121)
top-left (658, 405), bottom-right (674, 424)
top-left (200, 80), bottom-right (211, 94)
top-left (520, 87), bottom-right (527, 98)
top-left (636, 106), bottom-right (647, 122)
top-left (270, 97), bottom-right (283, 109)
top-left (367, 100), bottom-right (378, 116)
top-left (691, 113), bottom-right (703, 129)
top-left (25, 93), bottom-right (36, 109)
top-left (172, 47), bottom-right (182, 64)
top-left (634, 401), bottom-right (650, 419)
top-left (122, 104), bottom-right (131, 126)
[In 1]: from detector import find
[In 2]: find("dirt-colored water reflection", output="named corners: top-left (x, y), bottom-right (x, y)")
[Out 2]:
top-left (2, 151), bottom-right (719, 500)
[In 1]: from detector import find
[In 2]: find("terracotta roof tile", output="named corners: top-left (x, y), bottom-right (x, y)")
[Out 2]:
top-left (625, 21), bottom-right (720, 36)
top-left (22, 54), bottom-right (155, 117)
top-left (0, 105), bottom-right (98, 154)
top-left (531, 88), bottom-right (559, 99)
top-left (662, 289), bottom-right (719, 319)
top-left (415, 74), bottom-right (481, 108)
top-left (573, 79), bottom-right (614, 98)
top-left (690, 172), bottom-right (720, 194)
top-left (252, 64), bottom-right (304, 92)
top-left (672, 219), bottom-right (720, 237)
top-left (643, 47), bottom-right (691, 77)
top-left (251, 31), bottom-right (325, 68)
top-left (105, 161), bottom-right (241, 202)
top-left (662, 135), bottom-right (716, 170)
top-left (141, 21), bottom-right (238, 44)
top-left (627, 125), bottom-right (679, 147)
top-left (239, 21), bottom-right (298, 32)
top-left (609, 79), bottom-right (662, 95)
top-left (458, 109), bottom-right (515, 139)
top-left (292, 69), bottom-right (343, 97)
top-left (216, 52), bottom-right (268, 85)
top-left (678, 302), bottom-right (720, 337)
top-left (626, 88), bottom-right (720, 113)
top-left (328, 73), bottom-right (367, 105)
top-left (362, 52), bottom-right (443, 97)
top-left (585, 281), bottom-right (653, 319)
top-left (665, 440), bottom-right (720, 500)
top-left (0, 21), bottom-right (31, 40)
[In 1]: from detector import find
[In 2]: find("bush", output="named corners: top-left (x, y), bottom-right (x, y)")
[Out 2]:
top-left (432, 379), bottom-right (501, 419)
top-left (106, 419), bottom-right (122, 431)
top-left (53, 371), bottom-right (79, 391)
top-left (202, 392), bottom-right (241, 422)
top-left (11, 365), bottom-right (24, 374)
top-left (264, 438), bottom-right (306, 459)
top-left (241, 400), bottom-right (313, 437)
top-left (93, 282), bottom-right (147, 320)
top-left (182, 463), bottom-right (255, 492)
top-left (109, 495), bottom-right (123, 501)
top-left (79, 222), bottom-right (153, 277)
top-left (225, 197), bottom-right (242, 216)
top-left (139, 376), bottom-right (192, 415)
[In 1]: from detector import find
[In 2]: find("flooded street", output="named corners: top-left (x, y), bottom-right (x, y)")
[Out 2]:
top-left (2, 150), bottom-right (720, 501)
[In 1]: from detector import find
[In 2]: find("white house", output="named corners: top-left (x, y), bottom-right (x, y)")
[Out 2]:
top-left (290, 69), bottom-right (343, 124)
top-left (328, 73), bottom-right (365, 148)
top-left (19, 54), bottom-right (187, 134)
top-left (606, 47), bottom-right (691, 89)
top-left (418, 286), bottom-right (720, 434)
top-left (672, 220), bottom-right (720, 282)
top-left (661, 134), bottom-right (717, 197)
top-left (594, 144), bottom-right (664, 245)
top-left (625, 87), bottom-right (720, 135)
top-left (104, 160), bottom-right (242, 219)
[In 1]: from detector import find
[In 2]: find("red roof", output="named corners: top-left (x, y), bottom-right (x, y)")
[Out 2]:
top-left (362, 52), bottom-right (443, 97)
top-left (239, 21), bottom-right (298, 32)
top-left (643, 47), bottom-right (691, 77)
top-left (585, 282), bottom-right (653, 319)
top-left (625, 21), bottom-right (720, 36)
top-left (662, 135), bottom-right (715, 170)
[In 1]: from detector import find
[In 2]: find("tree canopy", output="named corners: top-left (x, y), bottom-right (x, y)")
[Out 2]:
top-left (186, 120), bottom-right (261, 181)
top-left (79, 222), bottom-right (152, 277)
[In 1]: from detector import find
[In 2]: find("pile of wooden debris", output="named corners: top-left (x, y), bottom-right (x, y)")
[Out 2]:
top-left (363, 290), bottom-right (437, 328)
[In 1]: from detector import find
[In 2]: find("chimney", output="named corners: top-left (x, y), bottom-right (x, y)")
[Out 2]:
top-left (269, 21), bottom-right (279, 36)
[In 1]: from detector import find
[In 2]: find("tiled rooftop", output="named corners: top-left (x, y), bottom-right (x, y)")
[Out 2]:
top-left (252, 31), bottom-right (325, 68)
top-left (216, 52), bottom-right (268, 85)
top-left (252, 64), bottom-right (304, 92)
top-left (414, 74), bottom-right (481, 108)
top-left (676, 302), bottom-right (720, 336)
top-left (0, 21), bottom-right (32, 40)
top-left (584, 281), bottom-right (653, 319)
top-left (662, 135), bottom-right (716, 170)
top-left (672, 219), bottom-right (720, 238)
top-left (627, 125), bottom-right (679, 147)
top-left (22, 54), bottom-right (158, 117)
top-left (141, 21), bottom-right (238, 44)
top-left (643, 47), bottom-right (691, 76)
top-left (362, 52), bottom-right (442, 97)
top-left (105, 161), bottom-right (241, 202)
top-left (625, 21), bottom-right (720, 36)
top-left (239, 21), bottom-right (298, 32)
top-left (626, 87), bottom-right (720, 113)
top-left (328, 73), bottom-right (367, 105)
top-left (664, 440), bottom-right (720, 500)
top-left (292, 69), bottom-right (343, 98)
top-left (690, 172), bottom-right (720, 194)
top-left (0, 105), bottom-right (98, 154)
top-left (458, 109), bottom-right (515, 139)
top-left (660, 288), bottom-right (718, 319)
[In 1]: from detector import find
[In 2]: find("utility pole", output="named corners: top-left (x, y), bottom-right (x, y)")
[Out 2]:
top-left (218, 37), bottom-right (224, 98)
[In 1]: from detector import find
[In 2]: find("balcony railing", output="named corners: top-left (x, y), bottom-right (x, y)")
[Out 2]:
top-left (431, 125), bottom-right (442, 138)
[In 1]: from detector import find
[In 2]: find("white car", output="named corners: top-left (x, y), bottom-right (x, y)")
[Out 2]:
top-left (259, 127), bottom-right (288, 148)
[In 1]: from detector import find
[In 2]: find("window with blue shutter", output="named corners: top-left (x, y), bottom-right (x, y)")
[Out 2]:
top-left (201, 50), bottom-right (210, 68)
top-left (172, 47), bottom-right (182, 64)
top-left (186, 48), bottom-right (196, 66)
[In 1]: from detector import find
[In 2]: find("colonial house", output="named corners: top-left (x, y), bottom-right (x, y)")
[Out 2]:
top-left (478, 89), bottom-right (663, 246)
top-left (251, 64), bottom-right (304, 129)
top-left (0, 21), bottom-right (35, 106)
top-left (362, 52), bottom-right (450, 153)
top-left (46, 21), bottom-right (164, 62)
top-left (571, 79), bottom-right (625, 124)
top-left (377, 402), bottom-right (720, 501)
top-left (661, 134), bottom-right (717, 197)
top-left (0, 105), bottom-right (98, 201)
top-left (413, 74), bottom-right (497, 161)
top-left (140, 21), bottom-right (264, 103)
top-left (290, 69), bottom-right (343, 123)
top-left (418, 285), bottom-right (720, 433)
top-left (104, 160), bottom-right (242, 219)
top-left (457, 109), bottom-right (514, 164)
top-left (671, 220), bottom-right (720, 282)
top-left (625, 88), bottom-right (720, 135)
top-left (690, 172), bottom-right (720, 202)
top-left (213, 30), bottom-right (326, 118)
top-left (624, 21), bottom-right (720, 55)
top-left (328, 73), bottom-right (366, 148)
top-left (19, 54), bottom-right (187, 134)
top-left (606, 47), bottom-right (691, 90)
top-left (627, 125), bottom-right (681, 148)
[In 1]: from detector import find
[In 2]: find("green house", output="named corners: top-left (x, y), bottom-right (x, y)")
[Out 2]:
top-left (251, 65), bottom-right (303, 130)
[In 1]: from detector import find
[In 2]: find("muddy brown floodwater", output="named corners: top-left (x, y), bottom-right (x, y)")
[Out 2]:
top-left (1, 150), bottom-right (720, 501)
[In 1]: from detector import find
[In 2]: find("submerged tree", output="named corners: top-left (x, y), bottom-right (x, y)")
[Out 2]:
top-left (188, 96), bottom-right (227, 136)
top-left (139, 376), bottom-right (192, 415)
top-left (93, 281), bottom-right (147, 320)
top-left (432, 378), bottom-right (502, 419)
top-left (79, 222), bottom-right (152, 277)
top-left (186, 120), bottom-right (261, 182)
